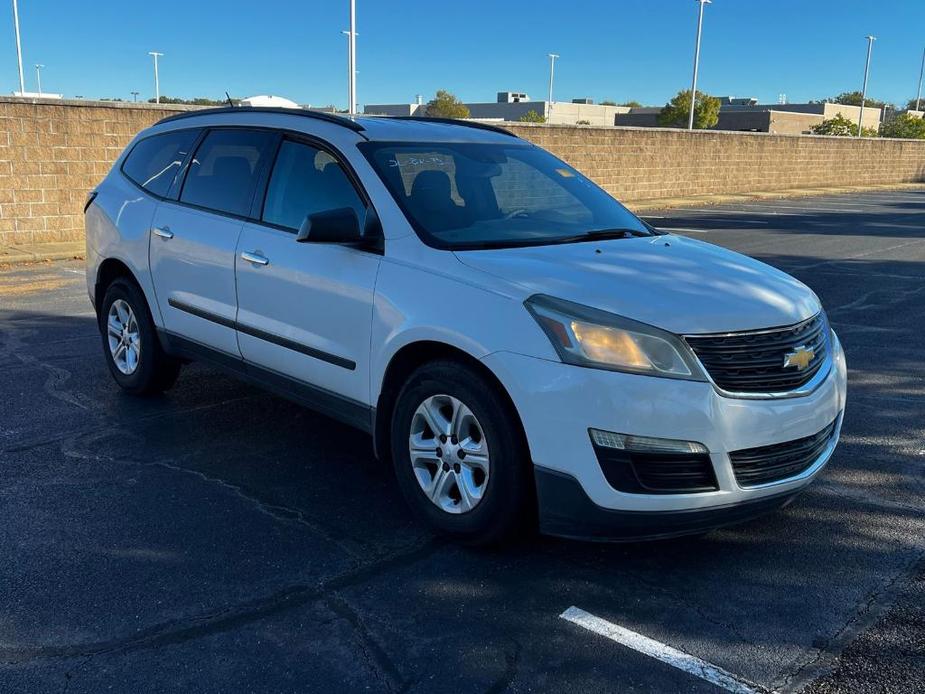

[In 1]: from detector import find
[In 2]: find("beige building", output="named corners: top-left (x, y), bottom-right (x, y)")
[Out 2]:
top-left (364, 93), bottom-right (629, 126)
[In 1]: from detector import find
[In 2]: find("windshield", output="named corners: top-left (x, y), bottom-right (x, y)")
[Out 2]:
top-left (359, 141), bottom-right (655, 250)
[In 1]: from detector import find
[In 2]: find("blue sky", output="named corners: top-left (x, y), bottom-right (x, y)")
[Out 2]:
top-left (4, 1), bottom-right (925, 108)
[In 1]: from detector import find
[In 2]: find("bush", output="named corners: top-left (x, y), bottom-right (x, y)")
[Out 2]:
top-left (657, 90), bottom-right (720, 129)
top-left (518, 109), bottom-right (546, 123)
top-left (810, 114), bottom-right (878, 137)
top-left (424, 90), bottom-right (470, 119)
top-left (880, 113), bottom-right (925, 139)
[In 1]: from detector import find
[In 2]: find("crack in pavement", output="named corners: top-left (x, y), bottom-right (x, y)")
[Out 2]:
top-left (0, 537), bottom-right (444, 667)
top-left (325, 594), bottom-right (409, 693)
top-left (770, 547), bottom-right (925, 693)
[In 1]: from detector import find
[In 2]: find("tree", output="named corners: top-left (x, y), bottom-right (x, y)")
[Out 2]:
top-left (620, 100), bottom-right (643, 108)
top-left (424, 90), bottom-right (470, 119)
top-left (810, 114), bottom-right (878, 137)
top-left (147, 96), bottom-right (230, 106)
top-left (820, 91), bottom-right (892, 111)
top-left (518, 109), bottom-right (546, 123)
top-left (600, 99), bottom-right (617, 106)
top-left (657, 90), bottom-right (720, 129)
top-left (904, 98), bottom-right (924, 112)
top-left (880, 112), bottom-right (925, 139)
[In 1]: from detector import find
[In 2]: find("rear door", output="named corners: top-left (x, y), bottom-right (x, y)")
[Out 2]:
top-left (149, 128), bottom-right (278, 357)
top-left (234, 136), bottom-right (381, 408)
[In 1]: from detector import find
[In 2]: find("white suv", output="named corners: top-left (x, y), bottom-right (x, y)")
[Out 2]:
top-left (85, 108), bottom-right (847, 544)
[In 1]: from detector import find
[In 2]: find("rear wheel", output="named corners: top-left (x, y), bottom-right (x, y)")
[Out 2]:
top-left (99, 279), bottom-right (180, 395)
top-left (390, 360), bottom-right (532, 545)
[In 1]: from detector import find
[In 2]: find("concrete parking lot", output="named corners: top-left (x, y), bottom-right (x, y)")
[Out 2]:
top-left (1, 189), bottom-right (923, 693)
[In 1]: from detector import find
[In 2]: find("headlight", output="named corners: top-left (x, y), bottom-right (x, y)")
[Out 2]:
top-left (524, 295), bottom-right (707, 381)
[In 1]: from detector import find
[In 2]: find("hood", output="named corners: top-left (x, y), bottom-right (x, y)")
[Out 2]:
top-left (454, 235), bottom-right (820, 334)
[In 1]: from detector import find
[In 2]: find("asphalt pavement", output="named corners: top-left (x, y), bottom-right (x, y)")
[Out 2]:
top-left (1, 189), bottom-right (923, 693)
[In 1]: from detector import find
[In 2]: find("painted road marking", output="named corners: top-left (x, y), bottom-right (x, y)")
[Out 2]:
top-left (560, 607), bottom-right (763, 694)
top-left (680, 208), bottom-right (800, 217)
top-left (730, 203), bottom-right (866, 214)
top-left (657, 227), bottom-right (710, 233)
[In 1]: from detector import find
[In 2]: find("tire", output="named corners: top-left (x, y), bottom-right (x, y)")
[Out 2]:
top-left (99, 278), bottom-right (181, 395)
top-left (390, 359), bottom-right (533, 546)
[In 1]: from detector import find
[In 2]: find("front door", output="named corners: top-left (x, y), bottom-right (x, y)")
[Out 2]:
top-left (149, 127), bottom-right (278, 357)
top-left (234, 138), bottom-right (381, 406)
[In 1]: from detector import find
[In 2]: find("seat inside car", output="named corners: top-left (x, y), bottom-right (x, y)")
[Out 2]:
top-left (407, 170), bottom-right (468, 232)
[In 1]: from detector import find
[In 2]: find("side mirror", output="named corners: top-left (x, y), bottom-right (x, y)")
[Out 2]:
top-left (296, 207), bottom-right (361, 244)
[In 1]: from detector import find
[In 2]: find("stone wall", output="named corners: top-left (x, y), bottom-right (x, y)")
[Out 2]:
top-left (509, 123), bottom-right (925, 203)
top-left (1, 98), bottom-right (925, 247)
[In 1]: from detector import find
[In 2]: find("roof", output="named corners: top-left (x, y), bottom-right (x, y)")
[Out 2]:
top-left (154, 107), bottom-right (519, 144)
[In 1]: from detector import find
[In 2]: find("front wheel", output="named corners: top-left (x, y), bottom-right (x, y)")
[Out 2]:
top-left (390, 360), bottom-right (532, 545)
top-left (99, 279), bottom-right (181, 395)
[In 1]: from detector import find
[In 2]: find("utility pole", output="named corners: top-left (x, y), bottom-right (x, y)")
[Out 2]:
top-left (688, 0), bottom-right (711, 130)
top-left (916, 47), bottom-right (925, 112)
top-left (348, 0), bottom-right (357, 114)
top-left (858, 35), bottom-right (876, 137)
top-left (11, 0), bottom-right (25, 94)
top-left (34, 63), bottom-right (43, 95)
top-left (148, 51), bottom-right (163, 104)
top-left (547, 53), bottom-right (559, 120)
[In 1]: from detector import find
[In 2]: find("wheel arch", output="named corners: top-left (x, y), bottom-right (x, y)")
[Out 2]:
top-left (373, 340), bottom-right (528, 464)
top-left (94, 257), bottom-right (140, 317)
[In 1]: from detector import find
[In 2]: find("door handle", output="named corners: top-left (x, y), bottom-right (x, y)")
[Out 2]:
top-left (241, 251), bottom-right (269, 266)
top-left (152, 226), bottom-right (174, 239)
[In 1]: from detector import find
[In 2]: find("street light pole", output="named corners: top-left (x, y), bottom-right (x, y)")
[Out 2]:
top-left (858, 35), bottom-right (876, 137)
top-left (688, 0), bottom-right (711, 130)
top-left (11, 0), bottom-right (25, 94)
top-left (348, 0), bottom-right (357, 115)
top-left (148, 51), bottom-right (163, 104)
top-left (547, 53), bottom-right (559, 120)
top-left (916, 47), bottom-right (925, 112)
top-left (34, 63), bottom-right (43, 95)
top-left (131, 91), bottom-right (139, 103)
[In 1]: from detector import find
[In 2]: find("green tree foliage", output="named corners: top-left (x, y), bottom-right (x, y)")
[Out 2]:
top-left (424, 90), bottom-right (470, 119)
top-left (810, 114), bottom-right (878, 137)
top-left (657, 90), bottom-right (720, 129)
top-left (904, 98), bottom-right (924, 112)
top-left (820, 91), bottom-right (892, 110)
top-left (147, 96), bottom-right (231, 106)
top-left (599, 99), bottom-right (617, 106)
top-left (880, 112), bottom-right (925, 139)
top-left (518, 109), bottom-right (546, 123)
top-left (620, 100), bottom-right (643, 108)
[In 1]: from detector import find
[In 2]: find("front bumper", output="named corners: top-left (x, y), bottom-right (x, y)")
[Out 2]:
top-left (482, 331), bottom-right (847, 538)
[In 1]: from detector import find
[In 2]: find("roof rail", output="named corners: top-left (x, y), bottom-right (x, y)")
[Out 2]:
top-left (155, 106), bottom-right (366, 132)
top-left (390, 116), bottom-right (517, 137)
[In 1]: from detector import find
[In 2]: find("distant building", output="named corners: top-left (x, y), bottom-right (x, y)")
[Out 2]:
top-left (614, 101), bottom-right (883, 135)
top-left (364, 92), bottom-right (630, 126)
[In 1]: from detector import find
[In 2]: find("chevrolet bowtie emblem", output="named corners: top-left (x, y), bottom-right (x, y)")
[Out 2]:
top-left (783, 345), bottom-right (815, 371)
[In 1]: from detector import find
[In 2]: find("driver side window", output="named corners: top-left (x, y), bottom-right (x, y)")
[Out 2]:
top-left (262, 140), bottom-right (366, 231)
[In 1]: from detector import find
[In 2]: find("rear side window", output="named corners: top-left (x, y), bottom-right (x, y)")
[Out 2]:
top-left (262, 140), bottom-right (366, 230)
top-left (180, 129), bottom-right (276, 217)
top-left (122, 129), bottom-right (200, 197)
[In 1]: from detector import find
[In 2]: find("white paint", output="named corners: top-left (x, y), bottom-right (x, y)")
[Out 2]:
top-left (656, 227), bottom-right (710, 233)
top-left (681, 208), bottom-right (800, 217)
top-left (560, 607), bottom-right (762, 694)
top-left (730, 203), bottom-right (866, 214)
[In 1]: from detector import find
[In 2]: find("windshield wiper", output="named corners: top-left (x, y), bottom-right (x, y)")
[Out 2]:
top-left (549, 228), bottom-right (649, 245)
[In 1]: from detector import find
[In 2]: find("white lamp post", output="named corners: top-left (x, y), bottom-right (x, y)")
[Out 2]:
top-left (688, 0), bottom-right (711, 130)
top-left (11, 0), bottom-right (25, 94)
top-left (857, 35), bottom-right (876, 137)
top-left (148, 51), bottom-right (163, 104)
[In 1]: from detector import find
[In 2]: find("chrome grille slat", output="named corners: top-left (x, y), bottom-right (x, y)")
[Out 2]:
top-left (685, 314), bottom-right (829, 394)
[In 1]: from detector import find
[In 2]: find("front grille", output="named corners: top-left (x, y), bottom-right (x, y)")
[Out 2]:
top-left (685, 313), bottom-right (829, 394)
top-left (729, 419), bottom-right (838, 488)
top-left (592, 446), bottom-right (718, 495)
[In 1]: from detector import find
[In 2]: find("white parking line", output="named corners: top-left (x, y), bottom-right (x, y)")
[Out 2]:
top-left (560, 607), bottom-right (762, 694)
top-left (681, 208), bottom-right (801, 217)
top-left (730, 203), bottom-right (866, 214)
top-left (657, 227), bottom-right (710, 233)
